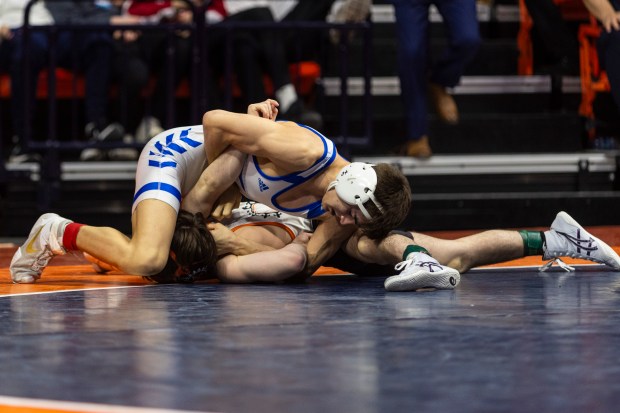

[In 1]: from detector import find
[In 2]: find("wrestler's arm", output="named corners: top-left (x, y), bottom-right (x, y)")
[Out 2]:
top-left (202, 109), bottom-right (324, 171)
top-left (181, 147), bottom-right (246, 216)
top-left (208, 222), bottom-right (278, 256)
top-left (215, 233), bottom-right (310, 283)
top-left (183, 100), bottom-right (282, 219)
top-left (302, 217), bottom-right (357, 276)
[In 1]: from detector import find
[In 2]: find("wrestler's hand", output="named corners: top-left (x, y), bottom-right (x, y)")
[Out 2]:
top-left (247, 99), bottom-right (279, 120)
top-left (211, 184), bottom-right (241, 221)
top-left (207, 222), bottom-right (238, 256)
top-left (292, 231), bottom-right (312, 246)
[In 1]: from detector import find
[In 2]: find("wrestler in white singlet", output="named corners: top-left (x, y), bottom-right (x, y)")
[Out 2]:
top-left (220, 201), bottom-right (314, 242)
top-left (133, 125), bottom-right (207, 213)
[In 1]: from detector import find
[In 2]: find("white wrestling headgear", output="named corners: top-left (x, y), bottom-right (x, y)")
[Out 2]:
top-left (327, 162), bottom-right (384, 220)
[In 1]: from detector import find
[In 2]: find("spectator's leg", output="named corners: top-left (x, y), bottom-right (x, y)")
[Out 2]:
top-left (254, 9), bottom-right (292, 94)
top-left (281, 0), bottom-right (336, 62)
top-left (79, 32), bottom-right (113, 133)
top-left (149, 32), bottom-right (193, 127)
top-left (390, 0), bottom-right (430, 142)
top-left (523, 0), bottom-right (579, 70)
top-left (431, 0), bottom-right (481, 88)
top-left (232, 31), bottom-right (267, 107)
top-left (112, 38), bottom-right (150, 135)
top-left (222, 8), bottom-right (281, 108)
top-left (10, 31), bottom-right (49, 145)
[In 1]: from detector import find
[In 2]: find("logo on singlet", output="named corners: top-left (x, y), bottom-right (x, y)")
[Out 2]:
top-left (258, 178), bottom-right (269, 192)
top-left (148, 128), bottom-right (201, 169)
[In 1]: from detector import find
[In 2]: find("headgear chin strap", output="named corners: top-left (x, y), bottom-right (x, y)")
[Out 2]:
top-left (328, 162), bottom-right (384, 220)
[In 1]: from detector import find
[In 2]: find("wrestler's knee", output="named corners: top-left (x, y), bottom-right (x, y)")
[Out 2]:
top-left (445, 251), bottom-right (475, 274)
top-left (128, 249), bottom-right (171, 276)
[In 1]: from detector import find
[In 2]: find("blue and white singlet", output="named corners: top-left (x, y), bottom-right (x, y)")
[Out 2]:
top-left (235, 125), bottom-right (337, 219)
top-left (133, 125), bottom-right (207, 213)
top-left (133, 124), bottom-right (337, 220)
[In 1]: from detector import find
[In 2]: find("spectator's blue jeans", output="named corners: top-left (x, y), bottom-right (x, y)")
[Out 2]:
top-left (389, 0), bottom-right (480, 141)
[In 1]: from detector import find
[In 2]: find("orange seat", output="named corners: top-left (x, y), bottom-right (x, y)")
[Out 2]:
top-left (0, 62), bottom-right (321, 100)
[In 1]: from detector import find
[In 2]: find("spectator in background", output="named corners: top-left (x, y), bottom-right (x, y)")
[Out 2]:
top-left (211, 0), bottom-right (322, 129)
top-left (112, 0), bottom-right (227, 143)
top-left (389, 0), bottom-right (481, 158)
top-left (9, 0), bottom-right (139, 162)
top-left (0, 25), bottom-right (9, 69)
top-left (583, 0), bottom-right (620, 116)
top-left (269, 0), bottom-right (335, 63)
top-left (111, 0), bottom-right (184, 144)
top-left (523, 0), bottom-right (619, 148)
top-left (269, 0), bottom-right (371, 63)
top-left (0, 0), bottom-right (54, 163)
top-left (522, 0), bottom-right (580, 75)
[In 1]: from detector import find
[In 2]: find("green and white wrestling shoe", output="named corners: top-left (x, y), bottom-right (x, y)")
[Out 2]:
top-left (384, 252), bottom-right (461, 291)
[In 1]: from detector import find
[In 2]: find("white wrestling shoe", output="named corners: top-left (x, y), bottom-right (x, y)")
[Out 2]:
top-left (10, 213), bottom-right (72, 283)
top-left (543, 211), bottom-right (620, 270)
top-left (384, 252), bottom-right (460, 292)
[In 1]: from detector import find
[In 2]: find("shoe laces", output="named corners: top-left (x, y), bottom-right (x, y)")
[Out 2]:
top-left (552, 230), bottom-right (599, 256)
top-left (31, 248), bottom-right (55, 272)
top-left (394, 258), bottom-right (444, 273)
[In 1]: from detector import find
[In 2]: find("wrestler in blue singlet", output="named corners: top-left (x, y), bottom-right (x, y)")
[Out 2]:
top-left (235, 125), bottom-right (337, 219)
top-left (134, 124), bottom-right (337, 220)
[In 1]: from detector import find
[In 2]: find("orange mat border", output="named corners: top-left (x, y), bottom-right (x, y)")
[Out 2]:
top-left (2, 246), bottom-right (619, 297)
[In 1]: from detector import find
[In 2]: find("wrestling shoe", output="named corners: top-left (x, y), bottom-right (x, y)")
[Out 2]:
top-left (384, 252), bottom-right (460, 291)
top-left (10, 213), bottom-right (72, 283)
top-left (543, 211), bottom-right (620, 270)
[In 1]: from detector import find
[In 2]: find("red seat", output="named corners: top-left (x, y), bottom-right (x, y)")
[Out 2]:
top-left (0, 62), bottom-right (321, 100)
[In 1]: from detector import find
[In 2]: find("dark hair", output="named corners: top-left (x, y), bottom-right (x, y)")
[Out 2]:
top-left (359, 163), bottom-right (412, 240)
top-left (143, 210), bottom-right (218, 284)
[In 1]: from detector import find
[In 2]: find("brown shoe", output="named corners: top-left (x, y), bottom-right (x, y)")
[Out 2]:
top-left (399, 136), bottom-right (433, 158)
top-left (429, 83), bottom-right (459, 124)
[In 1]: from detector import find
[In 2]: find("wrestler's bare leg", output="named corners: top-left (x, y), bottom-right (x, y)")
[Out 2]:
top-left (344, 230), bottom-right (524, 273)
top-left (76, 199), bottom-right (177, 275)
top-left (409, 230), bottom-right (524, 272)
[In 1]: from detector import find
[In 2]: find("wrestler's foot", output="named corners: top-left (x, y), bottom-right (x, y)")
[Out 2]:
top-left (10, 213), bottom-right (72, 283)
top-left (544, 211), bottom-right (620, 270)
top-left (384, 252), bottom-right (460, 291)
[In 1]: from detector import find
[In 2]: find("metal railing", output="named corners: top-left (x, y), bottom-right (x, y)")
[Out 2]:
top-left (1, 0), bottom-right (373, 203)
